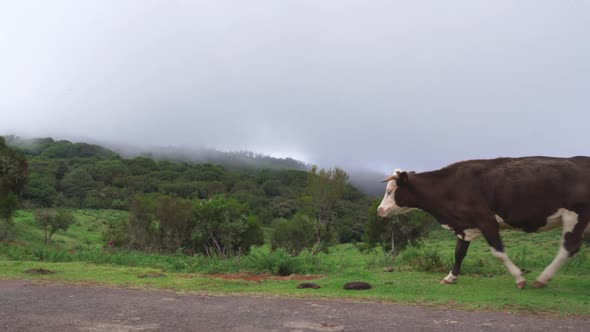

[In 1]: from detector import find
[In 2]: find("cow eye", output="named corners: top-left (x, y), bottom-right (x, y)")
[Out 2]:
top-left (387, 190), bottom-right (392, 195)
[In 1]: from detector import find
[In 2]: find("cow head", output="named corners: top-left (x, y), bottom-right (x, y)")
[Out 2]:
top-left (377, 169), bottom-right (412, 217)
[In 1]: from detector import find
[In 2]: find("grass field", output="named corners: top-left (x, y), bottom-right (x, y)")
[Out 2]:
top-left (1, 209), bottom-right (589, 317)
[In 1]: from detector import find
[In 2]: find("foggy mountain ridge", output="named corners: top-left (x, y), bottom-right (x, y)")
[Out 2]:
top-left (109, 142), bottom-right (309, 171)
top-left (4, 135), bottom-right (306, 170)
top-left (89, 139), bottom-right (389, 197)
top-left (4, 134), bottom-right (386, 197)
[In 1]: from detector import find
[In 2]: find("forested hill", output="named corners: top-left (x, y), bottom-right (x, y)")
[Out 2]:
top-left (5, 136), bottom-right (307, 171)
top-left (4, 135), bottom-right (375, 243)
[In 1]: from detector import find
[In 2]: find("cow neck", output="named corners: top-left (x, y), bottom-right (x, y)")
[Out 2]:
top-left (407, 171), bottom-right (451, 217)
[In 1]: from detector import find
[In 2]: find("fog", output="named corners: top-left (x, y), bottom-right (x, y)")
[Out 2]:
top-left (1, 1), bottom-right (589, 173)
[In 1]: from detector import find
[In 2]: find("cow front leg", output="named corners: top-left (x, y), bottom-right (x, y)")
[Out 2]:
top-left (480, 224), bottom-right (526, 289)
top-left (441, 238), bottom-right (471, 284)
top-left (534, 211), bottom-right (589, 288)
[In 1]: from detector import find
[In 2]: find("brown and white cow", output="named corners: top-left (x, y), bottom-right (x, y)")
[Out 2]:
top-left (377, 157), bottom-right (590, 288)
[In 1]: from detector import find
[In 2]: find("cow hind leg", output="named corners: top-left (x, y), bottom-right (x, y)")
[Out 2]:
top-left (441, 238), bottom-right (471, 284)
top-left (535, 210), bottom-right (589, 288)
top-left (480, 223), bottom-right (526, 288)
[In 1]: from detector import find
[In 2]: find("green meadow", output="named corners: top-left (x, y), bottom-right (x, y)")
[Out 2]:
top-left (1, 209), bottom-right (589, 317)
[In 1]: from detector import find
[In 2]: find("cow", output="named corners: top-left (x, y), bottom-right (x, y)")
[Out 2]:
top-left (377, 157), bottom-right (590, 288)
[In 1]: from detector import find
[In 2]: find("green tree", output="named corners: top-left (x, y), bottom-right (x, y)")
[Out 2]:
top-left (307, 166), bottom-right (349, 254)
top-left (61, 168), bottom-right (97, 206)
top-left (34, 209), bottom-right (75, 244)
top-left (127, 157), bottom-right (158, 176)
top-left (193, 195), bottom-right (262, 257)
top-left (262, 179), bottom-right (283, 196)
top-left (205, 181), bottom-right (226, 197)
top-left (159, 182), bottom-right (201, 198)
top-left (154, 195), bottom-right (193, 250)
top-left (0, 137), bottom-right (28, 239)
top-left (102, 216), bottom-right (129, 247)
top-left (270, 197), bottom-right (299, 219)
top-left (22, 174), bottom-right (57, 207)
top-left (271, 214), bottom-right (316, 255)
top-left (127, 194), bottom-right (160, 251)
top-left (54, 161), bottom-right (69, 180)
top-left (238, 215), bottom-right (265, 251)
top-left (84, 187), bottom-right (122, 209)
top-left (88, 160), bottom-right (129, 185)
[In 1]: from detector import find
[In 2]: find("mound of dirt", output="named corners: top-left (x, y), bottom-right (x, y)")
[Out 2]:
top-left (24, 268), bottom-right (55, 275)
top-left (297, 282), bottom-right (321, 289)
top-left (383, 267), bottom-right (394, 272)
top-left (137, 273), bottom-right (166, 278)
top-left (343, 282), bottom-right (372, 290)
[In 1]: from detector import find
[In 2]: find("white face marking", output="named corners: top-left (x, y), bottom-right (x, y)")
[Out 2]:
top-left (377, 169), bottom-right (408, 217)
top-left (377, 180), bottom-right (401, 217)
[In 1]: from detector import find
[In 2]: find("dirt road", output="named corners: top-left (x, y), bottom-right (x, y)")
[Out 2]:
top-left (0, 279), bottom-right (586, 331)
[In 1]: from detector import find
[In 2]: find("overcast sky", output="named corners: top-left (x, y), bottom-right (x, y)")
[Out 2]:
top-left (1, 1), bottom-right (589, 172)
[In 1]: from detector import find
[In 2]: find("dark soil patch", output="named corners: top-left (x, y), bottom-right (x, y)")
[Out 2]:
top-left (343, 281), bottom-right (372, 290)
top-left (297, 282), bottom-right (321, 289)
top-left (24, 268), bottom-right (55, 275)
top-left (137, 273), bottom-right (166, 278)
top-left (210, 273), bottom-right (323, 283)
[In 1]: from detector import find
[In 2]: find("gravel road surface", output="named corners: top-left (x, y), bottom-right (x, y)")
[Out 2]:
top-left (0, 279), bottom-right (587, 331)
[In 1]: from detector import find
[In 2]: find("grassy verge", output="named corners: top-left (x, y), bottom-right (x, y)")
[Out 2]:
top-left (2, 209), bottom-right (590, 317)
top-left (2, 259), bottom-right (590, 317)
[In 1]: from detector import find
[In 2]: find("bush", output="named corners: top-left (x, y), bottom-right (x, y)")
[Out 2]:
top-left (271, 214), bottom-right (316, 255)
top-left (397, 246), bottom-right (448, 272)
top-left (34, 209), bottom-right (75, 244)
top-left (0, 218), bottom-right (13, 241)
top-left (244, 246), bottom-right (304, 275)
top-left (277, 257), bottom-right (303, 276)
top-left (193, 195), bottom-right (263, 257)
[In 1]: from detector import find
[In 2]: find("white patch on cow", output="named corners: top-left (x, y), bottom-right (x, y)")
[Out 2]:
top-left (537, 208), bottom-right (568, 232)
top-left (495, 208), bottom-right (576, 233)
top-left (490, 247), bottom-right (525, 284)
top-left (441, 224), bottom-right (452, 231)
top-left (458, 228), bottom-right (480, 242)
top-left (443, 271), bottom-right (457, 283)
top-left (495, 215), bottom-right (517, 230)
top-left (536, 209), bottom-right (579, 284)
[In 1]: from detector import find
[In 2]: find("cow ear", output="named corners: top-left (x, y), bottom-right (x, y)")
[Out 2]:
top-left (396, 171), bottom-right (409, 186)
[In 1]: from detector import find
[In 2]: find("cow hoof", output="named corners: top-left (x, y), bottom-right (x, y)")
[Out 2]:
top-left (440, 279), bottom-right (453, 285)
top-left (533, 281), bottom-right (546, 288)
top-left (517, 280), bottom-right (526, 289)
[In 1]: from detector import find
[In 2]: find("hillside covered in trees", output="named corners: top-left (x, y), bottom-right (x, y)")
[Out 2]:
top-left (2, 135), bottom-right (433, 258)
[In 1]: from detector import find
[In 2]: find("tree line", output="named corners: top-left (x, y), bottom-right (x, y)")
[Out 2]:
top-left (2, 136), bottom-right (434, 256)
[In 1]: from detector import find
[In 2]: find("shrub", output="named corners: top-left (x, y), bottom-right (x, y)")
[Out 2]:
top-left (397, 246), bottom-right (448, 272)
top-left (271, 214), bottom-right (316, 255)
top-left (244, 246), bottom-right (304, 275)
